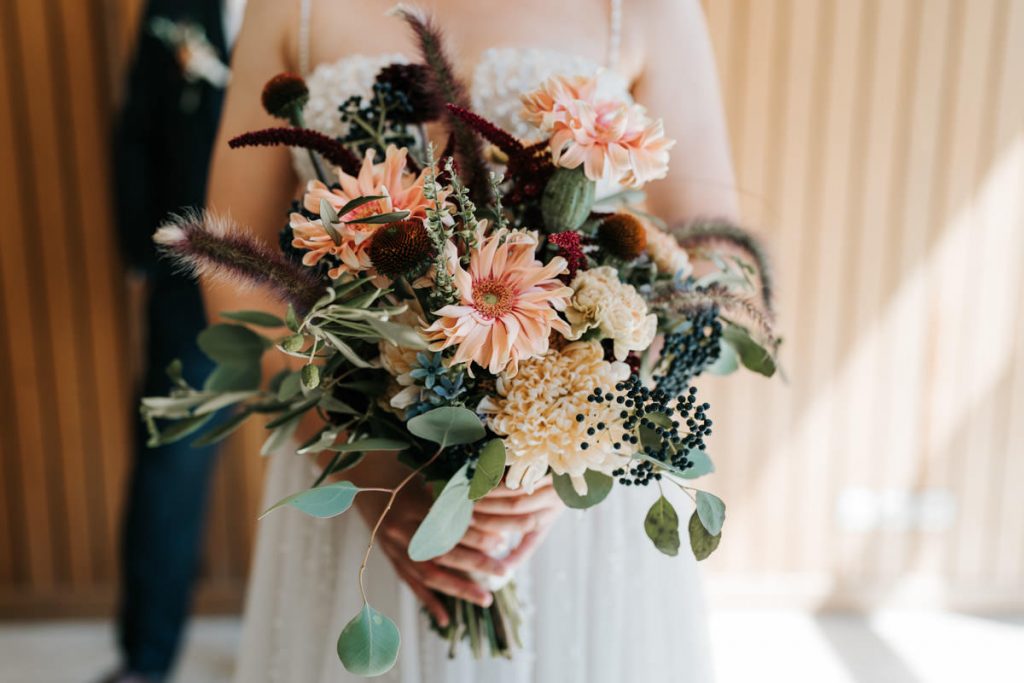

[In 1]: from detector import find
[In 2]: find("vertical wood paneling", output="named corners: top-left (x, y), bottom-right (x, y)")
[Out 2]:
top-left (1, 0), bottom-right (1022, 616)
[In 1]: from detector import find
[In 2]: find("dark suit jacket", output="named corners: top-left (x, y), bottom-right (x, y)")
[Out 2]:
top-left (114, 0), bottom-right (228, 279)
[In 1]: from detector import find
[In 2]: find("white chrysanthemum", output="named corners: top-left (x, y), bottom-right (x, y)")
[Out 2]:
top-left (479, 341), bottom-right (633, 494)
top-left (644, 224), bottom-right (693, 278)
top-left (566, 266), bottom-right (658, 360)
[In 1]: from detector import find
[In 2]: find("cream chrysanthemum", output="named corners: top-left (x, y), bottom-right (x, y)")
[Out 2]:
top-left (644, 224), bottom-right (693, 278)
top-left (479, 341), bottom-right (633, 494)
top-left (566, 266), bottom-right (657, 360)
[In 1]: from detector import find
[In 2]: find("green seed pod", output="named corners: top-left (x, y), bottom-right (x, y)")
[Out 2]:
top-left (541, 166), bottom-right (596, 233)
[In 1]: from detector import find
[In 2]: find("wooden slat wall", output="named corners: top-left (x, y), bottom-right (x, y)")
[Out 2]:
top-left (0, 0), bottom-right (261, 618)
top-left (0, 0), bottom-right (1021, 617)
top-left (700, 0), bottom-right (1024, 609)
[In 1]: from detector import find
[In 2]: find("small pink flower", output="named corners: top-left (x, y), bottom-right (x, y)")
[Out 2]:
top-left (291, 145), bottom-right (433, 279)
top-left (424, 228), bottom-right (573, 376)
top-left (522, 75), bottom-right (675, 187)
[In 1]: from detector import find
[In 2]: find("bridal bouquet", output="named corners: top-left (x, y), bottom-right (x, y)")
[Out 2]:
top-left (142, 9), bottom-right (778, 677)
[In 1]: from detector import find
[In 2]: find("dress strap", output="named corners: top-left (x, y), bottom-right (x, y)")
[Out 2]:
top-left (606, 0), bottom-right (622, 70)
top-left (298, 0), bottom-right (313, 75)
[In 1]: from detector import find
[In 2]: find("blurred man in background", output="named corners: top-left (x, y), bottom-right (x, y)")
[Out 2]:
top-left (105, 1), bottom-right (245, 681)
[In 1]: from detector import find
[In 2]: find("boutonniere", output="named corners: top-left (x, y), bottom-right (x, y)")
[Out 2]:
top-left (149, 16), bottom-right (230, 90)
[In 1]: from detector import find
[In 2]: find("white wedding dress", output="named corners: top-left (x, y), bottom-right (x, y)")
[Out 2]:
top-left (231, 3), bottom-right (713, 682)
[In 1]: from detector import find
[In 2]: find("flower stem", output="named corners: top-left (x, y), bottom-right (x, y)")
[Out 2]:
top-left (357, 447), bottom-right (444, 604)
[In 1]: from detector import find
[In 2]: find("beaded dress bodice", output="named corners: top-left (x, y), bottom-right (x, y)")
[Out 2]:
top-left (290, 47), bottom-right (632, 182)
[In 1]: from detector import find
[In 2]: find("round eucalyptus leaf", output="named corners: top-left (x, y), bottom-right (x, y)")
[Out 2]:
top-left (337, 603), bottom-right (400, 676)
top-left (408, 465), bottom-right (473, 561)
top-left (204, 362), bottom-right (262, 392)
top-left (695, 490), bottom-right (726, 536)
top-left (407, 406), bottom-right (485, 447)
top-left (688, 510), bottom-right (722, 561)
top-left (552, 470), bottom-right (613, 509)
top-left (469, 439), bottom-right (506, 500)
top-left (644, 495), bottom-right (680, 556)
top-left (722, 324), bottom-right (776, 377)
top-left (678, 449), bottom-right (715, 480)
top-left (261, 481), bottom-right (361, 519)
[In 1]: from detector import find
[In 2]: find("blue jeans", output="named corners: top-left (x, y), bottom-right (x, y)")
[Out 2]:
top-left (118, 279), bottom-right (221, 678)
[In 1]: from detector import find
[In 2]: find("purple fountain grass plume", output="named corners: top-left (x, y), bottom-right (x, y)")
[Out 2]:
top-left (672, 218), bottom-right (775, 315)
top-left (655, 283), bottom-right (779, 353)
top-left (392, 5), bottom-right (491, 203)
top-left (229, 128), bottom-right (361, 176)
top-left (153, 210), bottom-right (324, 314)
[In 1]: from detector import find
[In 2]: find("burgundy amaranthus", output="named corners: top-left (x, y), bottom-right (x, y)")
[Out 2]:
top-left (446, 104), bottom-right (554, 202)
top-left (547, 230), bottom-right (587, 282)
top-left (229, 128), bottom-right (362, 177)
top-left (154, 211), bottom-right (324, 314)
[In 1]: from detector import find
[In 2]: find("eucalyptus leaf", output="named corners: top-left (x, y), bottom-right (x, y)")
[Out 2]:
top-left (221, 310), bottom-right (285, 327)
top-left (706, 338), bottom-right (740, 375)
top-left (296, 427), bottom-right (338, 455)
top-left (688, 510), bottom-right (722, 561)
top-left (198, 324), bottom-right (267, 363)
top-left (406, 407), bottom-right (485, 448)
top-left (277, 372), bottom-right (302, 402)
top-left (695, 490), bottom-right (726, 536)
top-left (265, 394), bottom-right (320, 429)
top-left (469, 439), bottom-right (506, 500)
top-left (301, 364), bottom-right (321, 390)
top-left (644, 495), bottom-right (680, 556)
top-left (261, 480), bottom-right (361, 519)
top-left (408, 464), bottom-right (474, 561)
top-left (552, 470), bottom-right (613, 509)
top-left (678, 449), bottom-right (715, 480)
top-left (336, 603), bottom-right (400, 677)
top-left (285, 304), bottom-right (300, 332)
top-left (722, 324), bottom-right (776, 377)
top-left (204, 362), bottom-right (261, 392)
top-left (327, 437), bottom-right (410, 453)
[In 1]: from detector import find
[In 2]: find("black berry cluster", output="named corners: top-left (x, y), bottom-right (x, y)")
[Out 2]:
top-left (338, 81), bottom-right (417, 156)
top-left (579, 376), bottom-right (713, 486)
top-left (655, 305), bottom-right (722, 397)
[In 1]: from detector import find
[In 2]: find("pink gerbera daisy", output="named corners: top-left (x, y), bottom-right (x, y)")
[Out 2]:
top-left (424, 229), bottom-right (573, 376)
top-left (290, 145), bottom-right (432, 279)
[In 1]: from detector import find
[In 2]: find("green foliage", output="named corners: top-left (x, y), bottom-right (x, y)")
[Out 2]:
top-left (337, 603), bottom-right (400, 676)
top-left (468, 439), bottom-right (506, 500)
top-left (688, 510), bottom-right (722, 561)
top-left (406, 406), bottom-right (485, 448)
top-left (146, 412), bottom-right (215, 447)
top-left (722, 324), bottom-right (776, 377)
top-left (408, 464), bottom-right (474, 561)
top-left (644, 495), bottom-right (680, 556)
top-left (552, 470), bottom-right (613, 509)
top-left (706, 338), bottom-right (740, 375)
top-left (190, 409), bottom-right (251, 447)
top-left (221, 310), bottom-right (285, 327)
top-left (261, 480), bottom-right (361, 519)
top-left (198, 324), bottom-right (266, 391)
top-left (677, 449), bottom-right (715, 480)
top-left (326, 437), bottom-right (410, 453)
top-left (695, 490), bottom-right (726, 536)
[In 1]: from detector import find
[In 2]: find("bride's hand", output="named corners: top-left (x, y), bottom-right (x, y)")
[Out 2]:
top-left (366, 482), bottom-right (503, 627)
top-left (462, 476), bottom-right (565, 572)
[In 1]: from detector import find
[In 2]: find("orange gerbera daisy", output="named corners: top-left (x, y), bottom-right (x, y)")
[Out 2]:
top-left (290, 145), bottom-right (431, 279)
top-left (424, 228), bottom-right (572, 376)
top-left (522, 75), bottom-right (675, 187)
